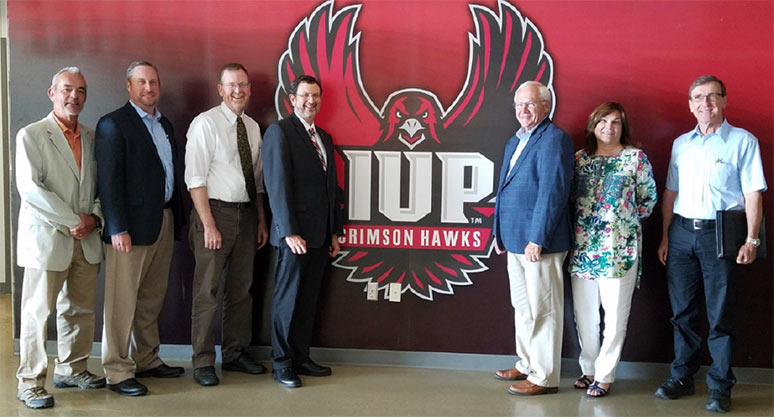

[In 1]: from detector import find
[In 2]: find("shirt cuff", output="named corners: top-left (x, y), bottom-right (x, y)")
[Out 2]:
top-left (186, 176), bottom-right (207, 190)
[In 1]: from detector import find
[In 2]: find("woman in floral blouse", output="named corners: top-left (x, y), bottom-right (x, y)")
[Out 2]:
top-left (569, 102), bottom-right (657, 398)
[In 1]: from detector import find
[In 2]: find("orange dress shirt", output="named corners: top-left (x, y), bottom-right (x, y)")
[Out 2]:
top-left (53, 114), bottom-right (82, 173)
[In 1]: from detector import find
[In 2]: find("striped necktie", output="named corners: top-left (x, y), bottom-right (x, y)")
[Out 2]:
top-left (308, 128), bottom-right (327, 172)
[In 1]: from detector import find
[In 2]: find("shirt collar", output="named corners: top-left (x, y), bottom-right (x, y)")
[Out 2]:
top-left (51, 112), bottom-right (80, 136)
top-left (689, 118), bottom-right (729, 142)
top-left (516, 116), bottom-right (546, 140)
top-left (296, 114), bottom-right (316, 133)
top-left (129, 100), bottom-right (162, 122)
top-left (219, 102), bottom-right (241, 125)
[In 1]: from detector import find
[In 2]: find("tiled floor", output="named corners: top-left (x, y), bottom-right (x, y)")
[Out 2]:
top-left (1, 294), bottom-right (772, 416)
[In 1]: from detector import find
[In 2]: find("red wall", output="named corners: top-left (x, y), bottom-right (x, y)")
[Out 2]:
top-left (8, 0), bottom-right (772, 367)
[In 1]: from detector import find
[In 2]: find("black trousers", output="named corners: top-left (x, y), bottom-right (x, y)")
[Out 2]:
top-left (666, 217), bottom-right (738, 393)
top-left (270, 245), bottom-right (329, 368)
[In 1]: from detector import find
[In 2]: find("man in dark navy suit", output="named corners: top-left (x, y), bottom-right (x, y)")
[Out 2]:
top-left (262, 75), bottom-right (343, 388)
top-left (491, 81), bottom-right (574, 396)
top-left (95, 61), bottom-right (185, 397)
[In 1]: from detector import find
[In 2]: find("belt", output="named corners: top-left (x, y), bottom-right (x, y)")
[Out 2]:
top-left (164, 201), bottom-right (173, 209)
top-left (209, 199), bottom-right (252, 209)
top-left (676, 215), bottom-right (715, 230)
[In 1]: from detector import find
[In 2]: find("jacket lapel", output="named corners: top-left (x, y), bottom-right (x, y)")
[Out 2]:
top-left (124, 101), bottom-right (163, 168)
top-left (290, 114), bottom-right (327, 175)
top-left (289, 114), bottom-right (309, 142)
top-left (321, 130), bottom-right (335, 165)
top-left (502, 119), bottom-right (550, 187)
top-left (160, 116), bottom-right (177, 164)
top-left (78, 123), bottom-right (93, 185)
top-left (45, 113), bottom-right (80, 179)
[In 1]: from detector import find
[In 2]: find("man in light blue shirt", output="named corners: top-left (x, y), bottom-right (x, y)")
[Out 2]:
top-left (655, 75), bottom-right (766, 413)
top-left (96, 61), bottom-right (185, 397)
top-left (128, 100), bottom-right (174, 202)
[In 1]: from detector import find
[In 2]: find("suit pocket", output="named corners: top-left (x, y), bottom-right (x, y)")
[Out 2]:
top-left (191, 211), bottom-right (204, 232)
top-left (188, 211), bottom-right (203, 252)
top-left (19, 222), bottom-right (58, 262)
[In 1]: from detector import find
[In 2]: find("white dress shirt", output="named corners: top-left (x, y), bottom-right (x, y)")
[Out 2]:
top-left (185, 102), bottom-right (264, 202)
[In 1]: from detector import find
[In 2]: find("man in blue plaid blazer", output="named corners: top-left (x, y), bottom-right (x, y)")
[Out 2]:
top-left (491, 81), bottom-right (574, 396)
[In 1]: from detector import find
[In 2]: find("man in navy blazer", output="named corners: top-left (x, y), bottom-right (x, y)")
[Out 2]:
top-left (262, 75), bottom-right (343, 388)
top-left (492, 81), bottom-right (574, 396)
top-left (95, 61), bottom-right (184, 397)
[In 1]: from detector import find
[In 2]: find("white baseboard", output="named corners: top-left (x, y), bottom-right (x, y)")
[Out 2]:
top-left (13, 340), bottom-right (773, 385)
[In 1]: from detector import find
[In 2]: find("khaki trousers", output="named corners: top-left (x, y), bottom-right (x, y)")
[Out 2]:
top-left (17, 240), bottom-right (100, 390)
top-left (101, 209), bottom-right (174, 384)
top-left (189, 203), bottom-right (257, 368)
top-left (506, 251), bottom-right (566, 387)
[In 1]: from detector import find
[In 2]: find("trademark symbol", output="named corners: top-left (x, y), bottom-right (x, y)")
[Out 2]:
top-left (470, 217), bottom-right (483, 224)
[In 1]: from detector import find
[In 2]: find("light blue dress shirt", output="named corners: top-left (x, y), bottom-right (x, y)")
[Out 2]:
top-left (665, 119), bottom-right (767, 220)
top-left (129, 101), bottom-right (174, 203)
top-left (507, 117), bottom-right (545, 174)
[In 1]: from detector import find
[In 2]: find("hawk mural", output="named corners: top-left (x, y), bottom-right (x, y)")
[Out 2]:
top-left (275, 0), bottom-right (555, 300)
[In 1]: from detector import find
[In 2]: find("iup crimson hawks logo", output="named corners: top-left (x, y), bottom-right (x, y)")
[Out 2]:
top-left (275, 0), bottom-right (555, 300)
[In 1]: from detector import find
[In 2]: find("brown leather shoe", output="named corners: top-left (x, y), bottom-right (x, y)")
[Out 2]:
top-left (507, 380), bottom-right (558, 396)
top-left (494, 367), bottom-right (528, 381)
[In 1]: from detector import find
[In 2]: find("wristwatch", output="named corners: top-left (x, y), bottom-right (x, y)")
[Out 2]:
top-left (91, 214), bottom-right (102, 229)
top-left (746, 237), bottom-right (761, 247)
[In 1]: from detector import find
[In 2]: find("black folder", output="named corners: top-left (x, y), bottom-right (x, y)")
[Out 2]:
top-left (715, 210), bottom-right (767, 260)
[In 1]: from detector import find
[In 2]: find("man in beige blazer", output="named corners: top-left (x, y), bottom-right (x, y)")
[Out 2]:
top-left (15, 67), bottom-right (105, 409)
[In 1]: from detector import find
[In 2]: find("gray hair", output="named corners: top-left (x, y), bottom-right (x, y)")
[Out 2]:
top-left (50, 66), bottom-right (83, 89)
top-left (126, 60), bottom-right (159, 81)
top-left (515, 81), bottom-right (550, 102)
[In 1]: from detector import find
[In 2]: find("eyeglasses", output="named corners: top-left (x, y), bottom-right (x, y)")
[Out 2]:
top-left (690, 92), bottom-right (724, 103)
top-left (513, 100), bottom-right (547, 110)
top-left (222, 82), bottom-right (250, 90)
top-left (293, 93), bottom-right (321, 100)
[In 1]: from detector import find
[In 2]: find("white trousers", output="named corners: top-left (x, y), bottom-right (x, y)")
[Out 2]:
top-left (571, 261), bottom-right (638, 383)
top-left (507, 251), bottom-right (566, 387)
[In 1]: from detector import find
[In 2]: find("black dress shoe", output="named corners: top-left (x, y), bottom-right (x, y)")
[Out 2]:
top-left (193, 366), bottom-right (220, 386)
top-left (272, 367), bottom-right (302, 388)
top-left (135, 363), bottom-right (184, 378)
top-left (294, 359), bottom-right (332, 376)
top-left (706, 390), bottom-right (731, 413)
top-left (222, 352), bottom-right (267, 375)
top-left (107, 378), bottom-right (148, 396)
top-left (655, 378), bottom-right (695, 400)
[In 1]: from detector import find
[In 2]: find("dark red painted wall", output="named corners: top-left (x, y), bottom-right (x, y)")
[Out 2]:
top-left (8, 0), bottom-right (772, 367)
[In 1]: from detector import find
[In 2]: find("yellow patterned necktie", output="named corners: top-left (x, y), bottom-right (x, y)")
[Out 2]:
top-left (236, 116), bottom-right (257, 202)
